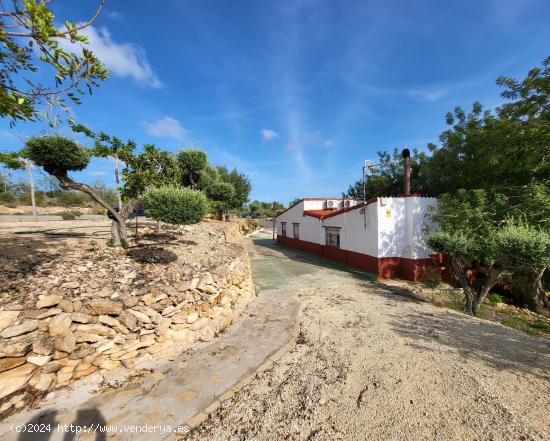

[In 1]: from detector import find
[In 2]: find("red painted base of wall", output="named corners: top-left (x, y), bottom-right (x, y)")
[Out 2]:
top-left (276, 235), bottom-right (457, 283)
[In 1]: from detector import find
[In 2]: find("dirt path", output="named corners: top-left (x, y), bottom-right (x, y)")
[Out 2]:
top-left (187, 232), bottom-right (550, 441)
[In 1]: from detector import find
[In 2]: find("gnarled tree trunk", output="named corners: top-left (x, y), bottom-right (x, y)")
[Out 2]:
top-left (473, 267), bottom-right (502, 315)
top-left (512, 267), bottom-right (548, 314)
top-left (54, 173), bottom-right (129, 247)
top-left (450, 256), bottom-right (502, 315)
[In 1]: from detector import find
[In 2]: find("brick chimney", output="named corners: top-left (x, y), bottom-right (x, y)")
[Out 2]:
top-left (402, 148), bottom-right (411, 195)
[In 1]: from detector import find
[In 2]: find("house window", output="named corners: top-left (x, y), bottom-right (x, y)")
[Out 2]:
top-left (292, 223), bottom-right (300, 239)
top-left (325, 227), bottom-right (340, 248)
top-left (281, 222), bottom-right (287, 236)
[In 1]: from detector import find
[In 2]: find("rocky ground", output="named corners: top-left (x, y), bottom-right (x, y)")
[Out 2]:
top-left (0, 219), bottom-right (254, 416)
top-left (186, 232), bottom-right (550, 441)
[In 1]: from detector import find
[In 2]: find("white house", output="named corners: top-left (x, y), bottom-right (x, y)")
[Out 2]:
top-left (274, 195), bottom-right (439, 281)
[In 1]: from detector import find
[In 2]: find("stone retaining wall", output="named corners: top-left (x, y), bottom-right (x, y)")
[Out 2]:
top-left (0, 239), bottom-right (255, 415)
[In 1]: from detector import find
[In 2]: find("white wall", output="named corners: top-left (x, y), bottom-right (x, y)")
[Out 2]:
top-left (322, 202), bottom-right (378, 256)
top-left (376, 196), bottom-right (438, 259)
top-left (275, 200), bottom-right (323, 243)
top-left (275, 197), bottom-right (438, 260)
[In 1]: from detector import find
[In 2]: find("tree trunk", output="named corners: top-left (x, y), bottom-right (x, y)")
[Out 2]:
top-left (512, 267), bottom-right (548, 313)
top-left (450, 256), bottom-right (475, 315)
top-left (54, 173), bottom-right (128, 247)
top-left (25, 160), bottom-right (37, 222)
top-left (472, 267), bottom-right (502, 315)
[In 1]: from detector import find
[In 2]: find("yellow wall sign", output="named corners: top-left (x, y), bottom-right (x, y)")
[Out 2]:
top-left (385, 208), bottom-right (392, 217)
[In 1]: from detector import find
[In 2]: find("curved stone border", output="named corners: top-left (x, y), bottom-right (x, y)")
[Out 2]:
top-left (176, 307), bottom-right (302, 435)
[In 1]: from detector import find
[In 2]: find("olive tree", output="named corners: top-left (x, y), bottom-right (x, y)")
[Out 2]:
top-left (0, 0), bottom-right (108, 125)
top-left (428, 189), bottom-right (550, 315)
top-left (20, 134), bottom-right (132, 245)
top-left (142, 186), bottom-right (207, 228)
top-left (205, 180), bottom-right (235, 221)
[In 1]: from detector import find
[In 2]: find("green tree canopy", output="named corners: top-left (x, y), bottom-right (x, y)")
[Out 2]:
top-left (143, 185), bottom-right (207, 225)
top-left (0, 0), bottom-right (108, 125)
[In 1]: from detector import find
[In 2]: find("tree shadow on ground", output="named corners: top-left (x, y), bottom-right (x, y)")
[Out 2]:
top-left (126, 246), bottom-right (178, 264)
top-left (367, 283), bottom-right (550, 380)
top-left (0, 235), bottom-right (65, 283)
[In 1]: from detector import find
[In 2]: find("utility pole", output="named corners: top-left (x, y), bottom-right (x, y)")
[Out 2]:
top-left (24, 159), bottom-right (37, 221)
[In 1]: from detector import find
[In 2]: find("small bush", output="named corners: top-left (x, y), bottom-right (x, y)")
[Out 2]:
top-left (0, 191), bottom-right (15, 204)
top-left (422, 268), bottom-right (441, 288)
top-left (488, 292), bottom-right (503, 304)
top-left (530, 319), bottom-right (550, 332)
top-left (143, 185), bottom-right (207, 225)
top-left (503, 317), bottom-right (519, 329)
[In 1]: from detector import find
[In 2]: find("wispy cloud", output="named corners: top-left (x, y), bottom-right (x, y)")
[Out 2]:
top-left (409, 88), bottom-right (447, 102)
top-left (105, 10), bottom-right (123, 21)
top-left (144, 116), bottom-right (187, 141)
top-left (88, 170), bottom-right (107, 176)
top-left (261, 129), bottom-right (279, 141)
top-left (59, 25), bottom-right (161, 88)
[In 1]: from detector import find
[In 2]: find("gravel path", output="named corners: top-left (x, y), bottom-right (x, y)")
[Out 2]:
top-left (186, 233), bottom-right (550, 441)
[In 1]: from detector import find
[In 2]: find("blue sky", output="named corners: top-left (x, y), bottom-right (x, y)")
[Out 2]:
top-left (1, 0), bottom-right (549, 204)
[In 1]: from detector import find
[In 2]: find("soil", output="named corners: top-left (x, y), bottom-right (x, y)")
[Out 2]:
top-left (186, 232), bottom-right (550, 441)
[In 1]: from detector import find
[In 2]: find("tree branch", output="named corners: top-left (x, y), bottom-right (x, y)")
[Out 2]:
top-left (4, 0), bottom-right (106, 37)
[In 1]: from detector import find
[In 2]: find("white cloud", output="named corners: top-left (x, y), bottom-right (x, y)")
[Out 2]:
top-left (145, 116), bottom-right (187, 141)
top-left (409, 88), bottom-right (447, 102)
top-left (59, 25), bottom-right (161, 88)
top-left (105, 10), bottom-right (122, 21)
top-left (261, 129), bottom-right (279, 141)
top-left (88, 170), bottom-right (107, 176)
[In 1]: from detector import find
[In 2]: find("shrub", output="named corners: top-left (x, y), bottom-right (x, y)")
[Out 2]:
top-left (494, 223), bottom-right (550, 270)
top-left (143, 185), bottom-right (207, 225)
top-left (422, 267), bottom-right (441, 288)
top-left (427, 231), bottom-right (476, 260)
top-left (488, 292), bottom-right (503, 304)
top-left (22, 135), bottom-right (90, 176)
top-left (0, 191), bottom-right (15, 204)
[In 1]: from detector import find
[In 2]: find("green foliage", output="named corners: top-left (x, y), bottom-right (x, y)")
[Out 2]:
top-left (247, 200), bottom-right (285, 218)
top-left (488, 293), bottom-right (503, 304)
top-left (178, 150), bottom-right (208, 189)
top-left (288, 198), bottom-right (302, 208)
top-left (22, 135), bottom-right (89, 175)
top-left (0, 191), bottom-right (15, 204)
top-left (143, 185), bottom-right (207, 225)
top-left (530, 319), bottom-right (550, 332)
top-left (344, 149), bottom-right (431, 199)
top-left (122, 145), bottom-right (178, 200)
top-left (56, 190), bottom-right (87, 207)
top-left (206, 180), bottom-right (235, 218)
top-left (215, 166), bottom-right (251, 209)
top-left (427, 231), bottom-right (476, 261)
top-left (0, 1), bottom-right (108, 125)
top-left (422, 268), bottom-right (441, 288)
top-left (494, 223), bottom-right (550, 270)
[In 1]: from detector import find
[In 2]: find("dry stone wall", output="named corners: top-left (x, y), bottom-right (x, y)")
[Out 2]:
top-left (0, 222), bottom-right (256, 415)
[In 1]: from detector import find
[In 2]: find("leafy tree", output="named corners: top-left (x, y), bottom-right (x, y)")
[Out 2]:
top-left (20, 134), bottom-right (130, 245)
top-left (205, 180), bottom-right (234, 221)
top-left (215, 166), bottom-right (251, 210)
top-left (142, 185), bottom-right (207, 226)
top-left (343, 149), bottom-right (431, 199)
top-left (428, 190), bottom-right (550, 315)
top-left (288, 198), bottom-right (302, 208)
top-left (0, 0), bottom-right (108, 125)
top-left (178, 149), bottom-right (208, 189)
top-left (122, 145), bottom-right (178, 201)
top-left (72, 124), bottom-right (136, 208)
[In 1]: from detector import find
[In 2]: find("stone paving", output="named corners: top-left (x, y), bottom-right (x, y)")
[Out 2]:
top-left (0, 232), bottom-right (300, 441)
